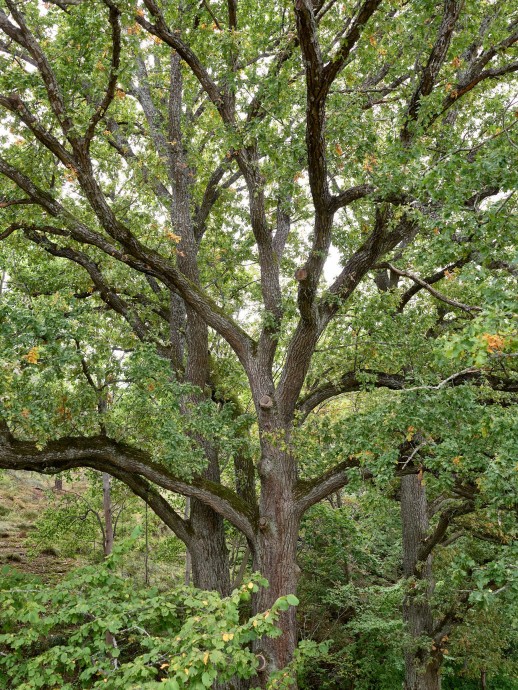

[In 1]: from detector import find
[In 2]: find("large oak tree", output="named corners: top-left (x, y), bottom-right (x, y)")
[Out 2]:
top-left (0, 0), bottom-right (517, 686)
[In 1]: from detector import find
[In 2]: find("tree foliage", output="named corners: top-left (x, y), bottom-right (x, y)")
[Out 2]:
top-left (0, 0), bottom-right (516, 685)
top-left (0, 533), bottom-right (300, 690)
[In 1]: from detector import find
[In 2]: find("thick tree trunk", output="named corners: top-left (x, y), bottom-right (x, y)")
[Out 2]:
top-left (253, 524), bottom-right (300, 685)
top-left (190, 499), bottom-right (231, 595)
top-left (401, 474), bottom-right (440, 690)
top-left (253, 441), bottom-right (300, 688)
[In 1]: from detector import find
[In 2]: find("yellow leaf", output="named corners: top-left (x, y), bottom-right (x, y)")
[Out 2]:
top-left (166, 232), bottom-right (182, 243)
top-left (25, 346), bottom-right (40, 364)
top-left (203, 652), bottom-right (209, 665)
top-left (247, 582), bottom-right (254, 589)
top-left (482, 333), bottom-right (505, 353)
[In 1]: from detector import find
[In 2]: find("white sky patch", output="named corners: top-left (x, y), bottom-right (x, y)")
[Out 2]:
top-left (323, 243), bottom-right (341, 285)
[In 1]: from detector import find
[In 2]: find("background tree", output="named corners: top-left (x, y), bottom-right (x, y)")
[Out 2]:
top-left (0, 0), bottom-right (517, 685)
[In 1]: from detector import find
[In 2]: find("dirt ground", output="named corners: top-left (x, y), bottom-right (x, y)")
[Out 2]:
top-left (0, 471), bottom-right (77, 581)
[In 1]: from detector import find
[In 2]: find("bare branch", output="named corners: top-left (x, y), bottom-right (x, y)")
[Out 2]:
top-left (328, 184), bottom-right (374, 214)
top-left (107, 467), bottom-right (194, 546)
top-left (418, 500), bottom-right (474, 563)
top-left (0, 93), bottom-right (75, 167)
top-left (295, 458), bottom-right (368, 515)
top-left (277, 211), bottom-right (415, 418)
top-left (440, 26), bottom-right (518, 115)
top-left (383, 262), bottom-right (482, 314)
top-left (0, 196), bottom-right (34, 209)
top-left (297, 366), bottom-right (517, 419)
top-left (194, 166), bottom-right (241, 242)
top-left (297, 370), bottom-right (406, 419)
top-left (397, 256), bottom-right (472, 311)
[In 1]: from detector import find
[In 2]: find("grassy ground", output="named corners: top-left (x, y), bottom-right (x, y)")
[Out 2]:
top-left (0, 471), bottom-right (77, 581)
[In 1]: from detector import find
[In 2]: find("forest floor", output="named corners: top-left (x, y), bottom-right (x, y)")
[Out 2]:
top-left (0, 471), bottom-right (77, 582)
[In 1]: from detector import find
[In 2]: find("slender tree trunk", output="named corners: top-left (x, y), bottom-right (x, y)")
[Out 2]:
top-left (144, 499), bottom-right (150, 585)
top-left (401, 474), bottom-right (440, 690)
top-left (102, 473), bottom-right (117, 663)
top-left (54, 477), bottom-right (63, 491)
top-left (102, 472), bottom-right (114, 557)
top-left (184, 497), bottom-right (192, 586)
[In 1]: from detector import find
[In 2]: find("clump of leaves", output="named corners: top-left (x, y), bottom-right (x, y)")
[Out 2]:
top-left (0, 530), bottom-right (299, 689)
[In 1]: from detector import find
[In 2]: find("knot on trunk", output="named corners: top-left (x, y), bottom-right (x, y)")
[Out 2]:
top-left (259, 394), bottom-right (273, 409)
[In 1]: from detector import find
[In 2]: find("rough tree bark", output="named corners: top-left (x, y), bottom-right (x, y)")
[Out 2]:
top-left (101, 472), bottom-right (118, 662)
top-left (252, 432), bottom-right (301, 683)
top-left (0, 1), bottom-right (516, 686)
top-left (400, 474), bottom-right (441, 690)
top-left (102, 472), bottom-right (115, 558)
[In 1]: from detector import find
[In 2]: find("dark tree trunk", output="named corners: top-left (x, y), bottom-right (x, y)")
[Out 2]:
top-left (401, 474), bottom-right (441, 690)
top-left (54, 477), bottom-right (63, 491)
